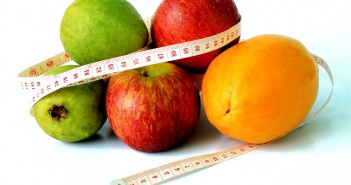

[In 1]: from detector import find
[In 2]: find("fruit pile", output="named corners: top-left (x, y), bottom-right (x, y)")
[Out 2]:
top-left (32, 0), bottom-right (319, 152)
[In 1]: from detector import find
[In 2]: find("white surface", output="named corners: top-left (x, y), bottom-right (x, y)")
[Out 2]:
top-left (1, 0), bottom-right (351, 185)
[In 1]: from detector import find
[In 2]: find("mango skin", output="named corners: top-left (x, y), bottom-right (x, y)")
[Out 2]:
top-left (60, 0), bottom-right (148, 65)
top-left (202, 34), bottom-right (319, 144)
top-left (33, 65), bottom-right (107, 142)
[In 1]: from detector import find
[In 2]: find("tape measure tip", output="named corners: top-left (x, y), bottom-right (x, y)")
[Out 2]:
top-left (29, 107), bottom-right (34, 117)
top-left (110, 179), bottom-right (127, 185)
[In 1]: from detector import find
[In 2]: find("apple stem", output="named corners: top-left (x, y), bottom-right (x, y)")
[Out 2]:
top-left (140, 69), bottom-right (148, 77)
top-left (49, 105), bottom-right (67, 121)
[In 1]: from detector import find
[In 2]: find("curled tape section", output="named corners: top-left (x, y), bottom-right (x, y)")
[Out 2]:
top-left (18, 20), bottom-right (241, 108)
top-left (299, 54), bottom-right (334, 126)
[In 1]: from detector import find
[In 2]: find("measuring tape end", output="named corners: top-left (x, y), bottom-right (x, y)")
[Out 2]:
top-left (110, 179), bottom-right (127, 185)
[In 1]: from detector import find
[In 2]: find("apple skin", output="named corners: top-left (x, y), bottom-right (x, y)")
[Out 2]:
top-left (106, 63), bottom-right (200, 152)
top-left (151, 0), bottom-right (241, 73)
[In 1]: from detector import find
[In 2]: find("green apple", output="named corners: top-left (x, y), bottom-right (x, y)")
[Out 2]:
top-left (60, 0), bottom-right (148, 65)
top-left (33, 65), bottom-right (107, 142)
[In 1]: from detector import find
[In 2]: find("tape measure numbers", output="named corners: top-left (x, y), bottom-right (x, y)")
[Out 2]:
top-left (110, 143), bottom-right (267, 185)
top-left (18, 20), bottom-right (241, 108)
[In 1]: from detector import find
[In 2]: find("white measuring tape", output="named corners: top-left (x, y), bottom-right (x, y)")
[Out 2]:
top-left (18, 16), bottom-right (334, 185)
top-left (18, 18), bottom-right (240, 108)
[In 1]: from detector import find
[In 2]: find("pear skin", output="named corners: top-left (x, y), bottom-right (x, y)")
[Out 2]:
top-left (33, 65), bottom-right (107, 142)
top-left (60, 0), bottom-right (148, 65)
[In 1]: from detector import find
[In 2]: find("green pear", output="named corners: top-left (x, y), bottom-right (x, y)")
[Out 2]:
top-left (33, 65), bottom-right (107, 142)
top-left (60, 0), bottom-right (149, 65)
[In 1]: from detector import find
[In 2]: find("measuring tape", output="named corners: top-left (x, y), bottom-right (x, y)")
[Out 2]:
top-left (111, 143), bottom-right (267, 185)
top-left (18, 18), bottom-right (240, 108)
top-left (17, 16), bottom-right (334, 185)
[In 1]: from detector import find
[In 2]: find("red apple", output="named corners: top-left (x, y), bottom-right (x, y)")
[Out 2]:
top-left (151, 0), bottom-right (241, 73)
top-left (106, 62), bottom-right (200, 152)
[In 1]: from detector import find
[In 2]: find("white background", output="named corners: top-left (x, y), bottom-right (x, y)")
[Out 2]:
top-left (1, 0), bottom-right (351, 184)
